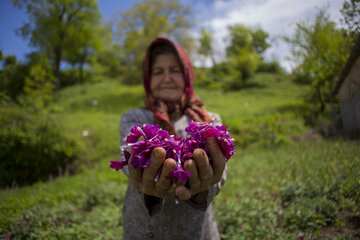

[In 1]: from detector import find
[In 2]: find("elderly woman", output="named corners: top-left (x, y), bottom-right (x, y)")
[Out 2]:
top-left (119, 37), bottom-right (228, 240)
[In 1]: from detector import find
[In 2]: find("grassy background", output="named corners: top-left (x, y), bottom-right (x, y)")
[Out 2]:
top-left (1, 73), bottom-right (359, 239)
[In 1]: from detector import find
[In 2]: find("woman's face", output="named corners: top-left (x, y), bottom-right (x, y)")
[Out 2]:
top-left (150, 53), bottom-right (185, 102)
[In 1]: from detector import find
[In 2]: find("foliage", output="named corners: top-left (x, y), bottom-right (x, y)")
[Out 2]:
top-left (0, 55), bottom-right (28, 100)
top-left (193, 67), bottom-right (223, 90)
top-left (224, 24), bottom-right (268, 89)
top-left (257, 60), bottom-right (283, 74)
top-left (1, 74), bottom-right (359, 239)
top-left (0, 101), bottom-right (83, 187)
top-left (284, 9), bottom-right (353, 126)
top-left (340, 0), bottom-right (360, 37)
top-left (215, 139), bottom-right (360, 239)
top-left (0, 52), bottom-right (58, 105)
top-left (12, 0), bottom-right (103, 89)
top-left (198, 28), bottom-right (212, 58)
top-left (251, 28), bottom-right (271, 57)
top-left (92, 25), bottom-right (124, 79)
top-left (23, 54), bottom-right (56, 107)
top-left (198, 27), bottom-right (216, 67)
top-left (1, 168), bottom-right (127, 239)
top-left (112, 0), bottom-right (194, 84)
top-left (197, 73), bottom-right (310, 148)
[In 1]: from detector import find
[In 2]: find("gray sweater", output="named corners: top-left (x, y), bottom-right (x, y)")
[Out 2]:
top-left (119, 108), bottom-right (226, 240)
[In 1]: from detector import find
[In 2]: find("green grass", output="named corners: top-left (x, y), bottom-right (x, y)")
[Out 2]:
top-left (1, 73), bottom-right (359, 239)
top-left (215, 139), bottom-right (360, 239)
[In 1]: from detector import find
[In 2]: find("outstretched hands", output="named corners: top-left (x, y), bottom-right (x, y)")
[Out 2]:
top-left (128, 137), bottom-right (227, 201)
top-left (128, 147), bottom-right (177, 198)
top-left (176, 138), bottom-right (226, 201)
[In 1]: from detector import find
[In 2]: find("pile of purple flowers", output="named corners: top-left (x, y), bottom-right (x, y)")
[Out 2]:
top-left (110, 120), bottom-right (235, 183)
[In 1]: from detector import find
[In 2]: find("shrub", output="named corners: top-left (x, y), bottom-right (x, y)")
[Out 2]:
top-left (0, 101), bottom-right (83, 187)
top-left (257, 60), bottom-right (283, 73)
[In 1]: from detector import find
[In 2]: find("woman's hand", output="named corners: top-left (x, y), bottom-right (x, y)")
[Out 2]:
top-left (175, 137), bottom-right (227, 201)
top-left (128, 147), bottom-right (178, 198)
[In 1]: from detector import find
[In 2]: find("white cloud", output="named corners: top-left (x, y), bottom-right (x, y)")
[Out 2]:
top-left (196, 0), bottom-right (344, 72)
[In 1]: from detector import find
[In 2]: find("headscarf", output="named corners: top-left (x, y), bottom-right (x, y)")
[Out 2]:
top-left (143, 37), bottom-right (210, 135)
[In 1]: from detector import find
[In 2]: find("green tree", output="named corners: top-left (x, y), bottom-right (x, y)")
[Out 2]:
top-left (12, 0), bottom-right (103, 90)
top-left (0, 54), bottom-right (28, 99)
top-left (198, 27), bottom-right (216, 67)
top-left (284, 9), bottom-right (353, 126)
top-left (23, 54), bottom-right (56, 107)
top-left (91, 22), bottom-right (125, 79)
top-left (251, 28), bottom-right (270, 57)
top-left (340, 0), bottom-right (360, 37)
top-left (225, 24), bottom-right (262, 86)
top-left (113, 0), bottom-right (194, 84)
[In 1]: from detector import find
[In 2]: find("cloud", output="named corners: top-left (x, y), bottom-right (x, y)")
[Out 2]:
top-left (195, 0), bottom-right (344, 72)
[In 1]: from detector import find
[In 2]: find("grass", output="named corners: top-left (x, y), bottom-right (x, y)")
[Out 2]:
top-left (1, 73), bottom-right (359, 239)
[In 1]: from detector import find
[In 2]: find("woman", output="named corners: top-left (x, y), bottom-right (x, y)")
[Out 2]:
top-left (119, 37), bottom-right (228, 240)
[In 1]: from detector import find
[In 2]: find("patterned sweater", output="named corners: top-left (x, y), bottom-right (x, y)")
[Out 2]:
top-left (119, 108), bottom-right (227, 240)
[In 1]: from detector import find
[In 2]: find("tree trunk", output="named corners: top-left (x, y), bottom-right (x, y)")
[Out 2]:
top-left (79, 47), bottom-right (88, 83)
top-left (54, 47), bottom-right (62, 91)
top-left (211, 56), bottom-right (216, 73)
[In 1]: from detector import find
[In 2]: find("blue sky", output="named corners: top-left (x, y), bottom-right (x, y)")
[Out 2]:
top-left (0, 0), bottom-right (135, 59)
top-left (0, 0), bottom-right (344, 71)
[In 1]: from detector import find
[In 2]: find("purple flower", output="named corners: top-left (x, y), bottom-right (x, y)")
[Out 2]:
top-left (110, 121), bottom-right (235, 183)
top-left (185, 120), bottom-right (235, 161)
top-left (110, 160), bottom-right (128, 171)
top-left (126, 124), bottom-right (161, 143)
top-left (167, 166), bottom-right (191, 182)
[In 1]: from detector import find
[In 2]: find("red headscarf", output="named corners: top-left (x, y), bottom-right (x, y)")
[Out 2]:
top-left (143, 37), bottom-right (210, 135)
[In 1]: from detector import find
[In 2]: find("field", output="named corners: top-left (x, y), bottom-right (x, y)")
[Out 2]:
top-left (1, 73), bottom-right (359, 239)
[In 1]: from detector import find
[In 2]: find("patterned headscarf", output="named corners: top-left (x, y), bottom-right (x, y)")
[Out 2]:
top-left (143, 37), bottom-right (210, 135)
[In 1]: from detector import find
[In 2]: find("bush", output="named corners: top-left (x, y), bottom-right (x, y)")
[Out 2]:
top-left (0, 101), bottom-right (83, 187)
top-left (257, 60), bottom-right (283, 73)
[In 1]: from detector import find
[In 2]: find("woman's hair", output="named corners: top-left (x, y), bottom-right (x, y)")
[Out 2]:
top-left (150, 43), bottom-right (180, 68)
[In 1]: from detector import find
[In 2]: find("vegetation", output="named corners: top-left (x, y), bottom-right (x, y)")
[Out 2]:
top-left (112, 0), bottom-right (194, 84)
top-left (284, 9), bottom-right (354, 129)
top-left (0, 0), bottom-right (359, 239)
top-left (1, 75), bottom-right (359, 239)
top-left (340, 0), bottom-right (360, 37)
top-left (12, 0), bottom-right (103, 89)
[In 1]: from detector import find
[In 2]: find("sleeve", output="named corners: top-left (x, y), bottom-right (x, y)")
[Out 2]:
top-left (184, 112), bottom-right (228, 211)
top-left (119, 109), bottom-right (164, 215)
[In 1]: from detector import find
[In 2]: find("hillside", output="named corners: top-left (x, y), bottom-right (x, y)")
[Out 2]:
top-left (1, 73), bottom-right (359, 239)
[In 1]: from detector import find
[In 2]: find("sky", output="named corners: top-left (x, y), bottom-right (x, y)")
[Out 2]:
top-left (0, 0), bottom-right (344, 72)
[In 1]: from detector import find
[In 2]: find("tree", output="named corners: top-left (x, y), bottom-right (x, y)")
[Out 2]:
top-left (340, 0), bottom-right (360, 37)
top-left (198, 27), bottom-right (215, 67)
top-left (23, 54), bottom-right (56, 107)
top-left (251, 28), bottom-right (270, 58)
top-left (225, 24), bottom-right (262, 85)
top-left (284, 9), bottom-right (354, 126)
top-left (92, 23), bottom-right (124, 79)
top-left (0, 54), bottom-right (28, 99)
top-left (12, 0), bottom-right (103, 90)
top-left (112, 0), bottom-right (194, 84)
